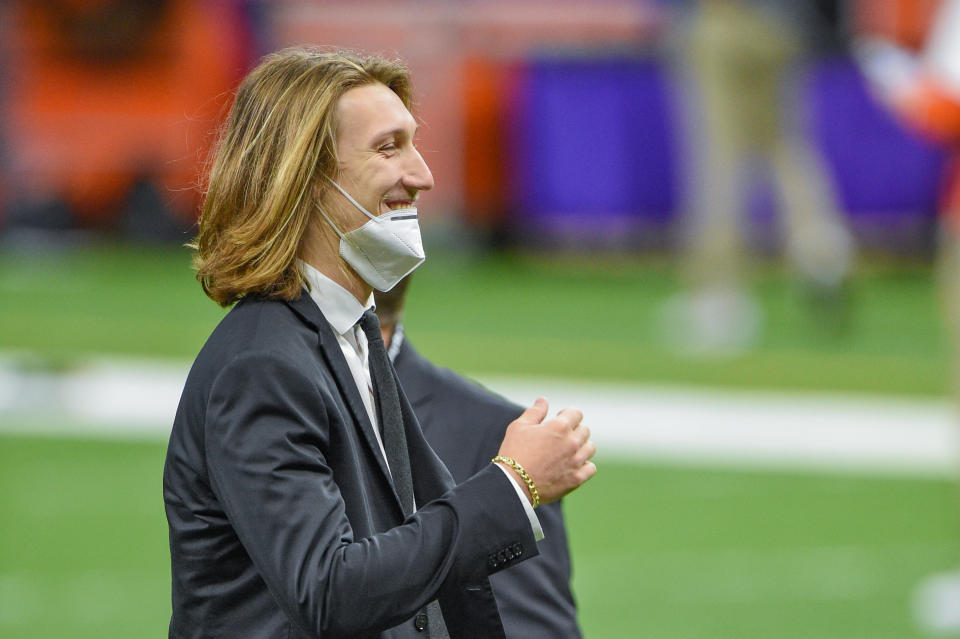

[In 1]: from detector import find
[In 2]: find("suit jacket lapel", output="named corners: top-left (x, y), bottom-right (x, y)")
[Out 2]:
top-left (285, 294), bottom-right (396, 497)
top-left (395, 365), bottom-right (456, 506)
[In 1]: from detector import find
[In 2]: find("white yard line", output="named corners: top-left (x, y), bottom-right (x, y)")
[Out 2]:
top-left (1, 356), bottom-right (957, 477)
top-left (482, 376), bottom-right (960, 478)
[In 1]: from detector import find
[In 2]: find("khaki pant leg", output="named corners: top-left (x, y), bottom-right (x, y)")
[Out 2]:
top-left (683, 1), bottom-right (801, 288)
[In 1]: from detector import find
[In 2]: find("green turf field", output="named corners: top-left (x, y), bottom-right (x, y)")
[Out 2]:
top-left (1, 433), bottom-right (957, 638)
top-left (0, 243), bottom-right (951, 395)
top-left (1, 244), bottom-right (958, 637)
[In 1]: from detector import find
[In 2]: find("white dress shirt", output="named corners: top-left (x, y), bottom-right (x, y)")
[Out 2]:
top-left (299, 262), bottom-right (542, 539)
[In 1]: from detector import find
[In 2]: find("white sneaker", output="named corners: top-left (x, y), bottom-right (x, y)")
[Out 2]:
top-left (658, 287), bottom-right (762, 356)
top-left (913, 569), bottom-right (960, 635)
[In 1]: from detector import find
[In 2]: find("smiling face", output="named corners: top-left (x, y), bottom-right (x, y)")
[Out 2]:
top-left (326, 83), bottom-right (434, 228)
top-left (301, 81), bottom-right (434, 300)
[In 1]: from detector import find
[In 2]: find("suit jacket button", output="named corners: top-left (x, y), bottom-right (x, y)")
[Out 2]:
top-left (414, 612), bottom-right (428, 631)
top-left (512, 543), bottom-right (523, 557)
top-left (496, 550), bottom-right (507, 564)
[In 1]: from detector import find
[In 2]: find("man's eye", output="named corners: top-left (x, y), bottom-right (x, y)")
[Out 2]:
top-left (378, 143), bottom-right (397, 153)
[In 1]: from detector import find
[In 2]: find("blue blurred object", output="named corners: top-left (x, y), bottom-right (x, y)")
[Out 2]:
top-left (809, 56), bottom-right (945, 222)
top-left (508, 53), bottom-right (944, 252)
top-left (508, 55), bottom-right (681, 247)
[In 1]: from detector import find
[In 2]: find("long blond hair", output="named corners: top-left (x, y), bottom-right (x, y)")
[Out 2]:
top-left (192, 47), bottom-right (412, 306)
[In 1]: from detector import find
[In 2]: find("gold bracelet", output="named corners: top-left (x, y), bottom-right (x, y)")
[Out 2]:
top-left (492, 455), bottom-right (540, 508)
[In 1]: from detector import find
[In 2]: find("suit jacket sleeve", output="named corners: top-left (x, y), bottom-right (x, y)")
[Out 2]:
top-left (202, 349), bottom-right (538, 638)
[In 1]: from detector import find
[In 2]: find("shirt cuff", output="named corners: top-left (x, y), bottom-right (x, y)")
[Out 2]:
top-left (494, 463), bottom-right (544, 541)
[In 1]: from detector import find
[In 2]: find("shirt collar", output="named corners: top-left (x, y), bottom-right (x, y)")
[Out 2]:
top-left (298, 260), bottom-right (374, 336)
top-left (387, 322), bottom-right (405, 363)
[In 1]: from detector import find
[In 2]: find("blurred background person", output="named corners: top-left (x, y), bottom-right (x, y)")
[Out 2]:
top-left (662, 0), bottom-right (856, 353)
top-left (375, 275), bottom-right (582, 639)
top-left (854, 0), bottom-right (960, 633)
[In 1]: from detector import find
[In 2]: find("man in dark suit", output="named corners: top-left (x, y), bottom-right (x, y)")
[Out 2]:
top-left (163, 48), bottom-right (596, 639)
top-left (376, 278), bottom-right (583, 638)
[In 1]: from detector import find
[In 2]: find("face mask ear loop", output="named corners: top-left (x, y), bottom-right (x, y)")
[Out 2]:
top-left (325, 176), bottom-right (379, 222)
top-left (315, 204), bottom-right (348, 241)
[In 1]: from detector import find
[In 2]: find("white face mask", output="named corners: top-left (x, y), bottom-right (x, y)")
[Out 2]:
top-left (316, 178), bottom-right (426, 292)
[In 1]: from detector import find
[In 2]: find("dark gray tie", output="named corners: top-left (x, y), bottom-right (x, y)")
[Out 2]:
top-left (358, 311), bottom-right (449, 638)
top-left (358, 310), bottom-right (414, 515)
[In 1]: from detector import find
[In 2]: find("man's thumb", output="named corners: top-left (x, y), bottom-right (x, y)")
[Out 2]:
top-left (517, 397), bottom-right (549, 425)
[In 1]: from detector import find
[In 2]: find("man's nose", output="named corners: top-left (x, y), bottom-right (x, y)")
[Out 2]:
top-left (403, 149), bottom-right (434, 192)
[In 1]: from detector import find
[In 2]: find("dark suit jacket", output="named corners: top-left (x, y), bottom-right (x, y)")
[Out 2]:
top-left (163, 293), bottom-right (538, 639)
top-left (393, 339), bottom-right (583, 639)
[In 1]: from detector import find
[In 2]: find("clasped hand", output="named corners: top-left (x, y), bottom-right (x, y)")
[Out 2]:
top-left (497, 397), bottom-right (597, 506)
